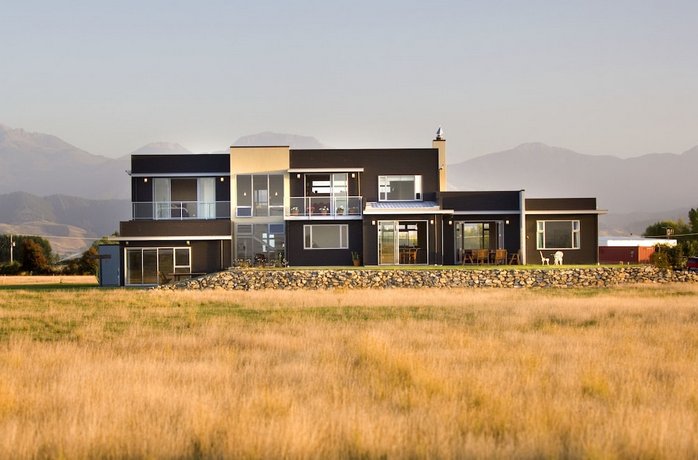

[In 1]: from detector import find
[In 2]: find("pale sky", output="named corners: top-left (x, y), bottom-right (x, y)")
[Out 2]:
top-left (1, 0), bottom-right (697, 162)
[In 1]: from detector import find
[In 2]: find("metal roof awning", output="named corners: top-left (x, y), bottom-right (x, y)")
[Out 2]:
top-left (363, 201), bottom-right (454, 215)
top-left (288, 168), bottom-right (365, 173)
top-left (109, 235), bottom-right (232, 242)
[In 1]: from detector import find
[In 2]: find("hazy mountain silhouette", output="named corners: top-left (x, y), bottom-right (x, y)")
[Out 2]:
top-left (448, 142), bottom-right (698, 215)
top-left (132, 142), bottom-right (191, 154)
top-left (0, 191), bottom-right (129, 255)
top-left (0, 124), bottom-right (130, 199)
top-left (233, 131), bottom-right (328, 149)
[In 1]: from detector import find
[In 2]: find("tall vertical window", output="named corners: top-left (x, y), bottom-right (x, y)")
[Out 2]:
top-left (236, 174), bottom-right (284, 217)
top-left (236, 175), bottom-right (252, 217)
top-left (253, 175), bottom-right (268, 217)
top-left (378, 175), bottom-right (422, 201)
top-left (537, 220), bottom-right (580, 249)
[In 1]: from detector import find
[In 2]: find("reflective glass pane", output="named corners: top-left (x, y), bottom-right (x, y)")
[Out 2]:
top-left (237, 175), bottom-right (251, 207)
top-left (127, 249), bottom-right (142, 285)
top-left (143, 249), bottom-right (158, 284)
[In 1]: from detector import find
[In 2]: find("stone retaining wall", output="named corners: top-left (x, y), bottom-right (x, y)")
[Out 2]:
top-left (158, 266), bottom-right (698, 290)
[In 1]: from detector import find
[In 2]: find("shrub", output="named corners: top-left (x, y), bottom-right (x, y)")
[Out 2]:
top-left (0, 261), bottom-right (21, 275)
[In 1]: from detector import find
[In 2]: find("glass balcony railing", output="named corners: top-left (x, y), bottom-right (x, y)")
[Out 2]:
top-left (132, 201), bottom-right (231, 220)
top-left (287, 196), bottom-right (362, 218)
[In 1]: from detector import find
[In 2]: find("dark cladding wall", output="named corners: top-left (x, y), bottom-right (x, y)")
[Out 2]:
top-left (290, 149), bottom-right (440, 202)
top-left (526, 198), bottom-right (597, 211)
top-left (120, 220), bottom-right (231, 237)
top-left (131, 154), bottom-right (230, 175)
top-left (362, 214), bottom-right (445, 265)
top-left (286, 220), bottom-right (363, 266)
top-left (442, 214), bottom-right (521, 265)
top-left (441, 191), bottom-right (521, 212)
top-left (525, 214), bottom-right (599, 264)
top-left (216, 177), bottom-right (231, 201)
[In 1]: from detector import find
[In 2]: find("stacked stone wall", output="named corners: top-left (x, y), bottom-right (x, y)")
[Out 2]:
top-left (158, 267), bottom-right (698, 291)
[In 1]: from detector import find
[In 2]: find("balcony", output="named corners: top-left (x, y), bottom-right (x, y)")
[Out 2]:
top-left (132, 201), bottom-right (231, 220)
top-left (287, 196), bottom-right (362, 219)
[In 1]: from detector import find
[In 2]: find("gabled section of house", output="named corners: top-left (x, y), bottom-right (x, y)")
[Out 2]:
top-left (114, 153), bottom-right (232, 285)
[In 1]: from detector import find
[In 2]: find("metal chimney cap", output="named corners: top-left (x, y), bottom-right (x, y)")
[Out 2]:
top-left (435, 127), bottom-right (444, 140)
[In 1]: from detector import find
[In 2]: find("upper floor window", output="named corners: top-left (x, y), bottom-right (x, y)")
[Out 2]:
top-left (378, 175), bottom-right (422, 201)
top-left (305, 173), bottom-right (348, 197)
top-left (152, 177), bottom-right (216, 219)
top-left (536, 220), bottom-right (580, 249)
top-left (236, 174), bottom-right (284, 218)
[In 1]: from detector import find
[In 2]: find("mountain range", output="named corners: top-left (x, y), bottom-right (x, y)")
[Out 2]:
top-left (448, 142), bottom-right (698, 214)
top-left (0, 124), bottom-right (131, 199)
top-left (0, 124), bottom-right (695, 254)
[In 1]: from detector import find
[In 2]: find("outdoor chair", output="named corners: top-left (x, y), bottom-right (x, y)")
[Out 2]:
top-left (508, 250), bottom-right (520, 265)
top-left (494, 249), bottom-right (507, 265)
top-left (475, 249), bottom-right (489, 264)
top-left (158, 271), bottom-right (172, 285)
top-left (540, 251), bottom-right (550, 265)
top-left (554, 251), bottom-right (564, 265)
top-left (461, 249), bottom-right (474, 265)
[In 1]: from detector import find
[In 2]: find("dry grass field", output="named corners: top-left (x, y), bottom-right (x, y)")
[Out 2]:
top-left (0, 275), bottom-right (97, 286)
top-left (1, 284), bottom-right (698, 458)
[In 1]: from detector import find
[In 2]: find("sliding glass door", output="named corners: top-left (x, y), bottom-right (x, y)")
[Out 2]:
top-left (378, 221), bottom-right (397, 264)
top-left (378, 220), bottom-right (428, 265)
top-left (125, 247), bottom-right (191, 286)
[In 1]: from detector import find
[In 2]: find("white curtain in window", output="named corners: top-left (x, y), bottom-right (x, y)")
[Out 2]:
top-left (153, 178), bottom-right (171, 219)
top-left (198, 177), bottom-right (216, 218)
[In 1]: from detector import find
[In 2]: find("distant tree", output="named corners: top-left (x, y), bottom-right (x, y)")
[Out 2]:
top-left (77, 246), bottom-right (99, 275)
top-left (21, 239), bottom-right (50, 273)
top-left (62, 242), bottom-right (104, 276)
top-left (0, 261), bottom-right (21, 275)
top-left (689, 208), bottom-right (698, 234)
top-left (644, 212), bottom-right (698, 261)
top-left (1, 235), bottom-right (54, 265)
top-left (643, 220), bottom-right (691, 239)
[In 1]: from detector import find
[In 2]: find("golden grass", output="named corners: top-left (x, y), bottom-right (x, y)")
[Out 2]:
top-left (1, 285), bottom-right (698, 458)
top-left (0, 275), bottom-right (97, 286)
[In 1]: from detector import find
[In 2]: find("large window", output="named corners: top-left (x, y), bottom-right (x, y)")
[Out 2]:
top-left (378, 175), bottom-right (422, 201)
top-left (152, 177), bottom-right (217, 219)
top-left (236, 174), bottom-right (284, 217)
top-left (236, 223), bottom-right (286, 260)
top-left (537, 220), bottom-right (580, 249)
top-left (303, 225), bottom-right (349, 249)
top-left (126, 247), bottom-right (191, 286)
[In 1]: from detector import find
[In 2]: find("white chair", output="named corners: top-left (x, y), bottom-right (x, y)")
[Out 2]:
top-left (554, 251), bottom-right (564, 265)
top-left (539, 251), bottom-right (550, 265)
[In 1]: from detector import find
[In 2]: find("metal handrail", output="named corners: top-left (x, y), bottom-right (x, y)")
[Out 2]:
top-left (132, 201), bottom-right (231, 220)
top-left (287, 196), bottom-right (362, 217)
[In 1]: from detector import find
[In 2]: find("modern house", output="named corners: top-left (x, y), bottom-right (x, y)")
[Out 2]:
top-left (108, 131), bottom-right (606, 286)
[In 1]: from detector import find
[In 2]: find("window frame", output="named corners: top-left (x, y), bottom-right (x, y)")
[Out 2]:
top-left (536, 220), bottom-right (580, 250)
top-left (236, 174), bottom-right (284, 218)
top-left (125, 247), bottom-right (192, 286)
top-left (378, 175), bottom-right (422, 201)
top-left (303, 224), bottom-right (349, 250)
